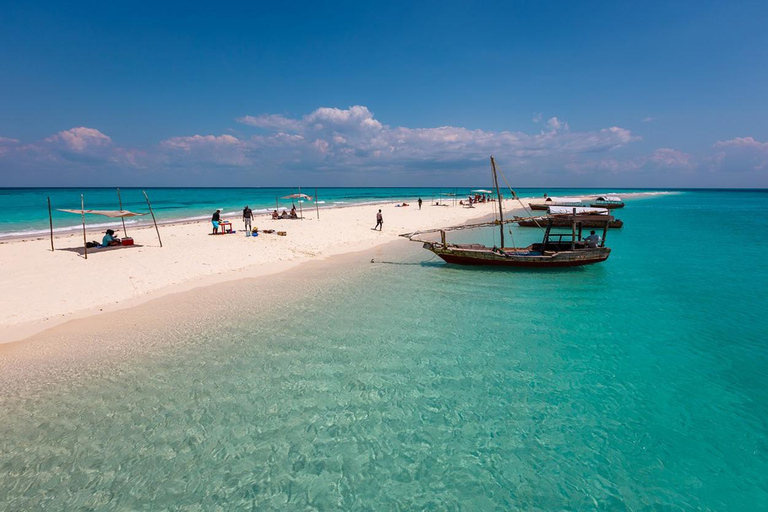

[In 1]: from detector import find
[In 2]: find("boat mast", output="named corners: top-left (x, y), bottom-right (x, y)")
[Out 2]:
top-left (490, 156), bottom-right (505, 247)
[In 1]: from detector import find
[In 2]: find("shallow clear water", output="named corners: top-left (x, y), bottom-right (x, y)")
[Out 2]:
top-left (1, 191), bottom-right (767, 510)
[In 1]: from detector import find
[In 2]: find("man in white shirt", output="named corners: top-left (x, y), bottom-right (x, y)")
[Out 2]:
top-left (584, 230), bottom-right (602, 248)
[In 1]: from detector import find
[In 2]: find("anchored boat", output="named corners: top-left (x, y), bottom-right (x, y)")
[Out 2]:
top-left (402, 157), bottom-right (612, 268)
top-left (528, 196), bottom-right (584, 211)
top-left (515, 206), bottom-right (624, 229)
top-left (590, 195), bottom-right (625, 209)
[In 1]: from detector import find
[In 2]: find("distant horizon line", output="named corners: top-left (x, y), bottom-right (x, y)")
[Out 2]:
top-left (1, 186), bottom-right (767, 191)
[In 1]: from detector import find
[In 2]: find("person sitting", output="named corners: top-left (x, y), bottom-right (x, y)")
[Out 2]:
top-left (272, 210), bottom-right (279, 220)
top-left (290, 206), bottom-right (298, 218)
top-left (280, 209), bottom-right (289, 219)
top-left (101, 229), bottom-right (121, 247)
top-left (585, 230), bottom-right (602, 248)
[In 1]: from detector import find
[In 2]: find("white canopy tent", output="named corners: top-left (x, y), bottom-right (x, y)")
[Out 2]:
top-left (51, 190), bottom-right (162, 259)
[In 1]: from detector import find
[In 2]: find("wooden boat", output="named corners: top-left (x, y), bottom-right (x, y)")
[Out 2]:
top-left (589, 195), bottom-right (624, 209)
top-left (515, 206), bottom-right (624, 228)
top-left (515, 216), bottom-right (623, 229)
top-left (528, 197), bottom-right (583, 211)
top-left (402, 157), bottom-right (612, 268)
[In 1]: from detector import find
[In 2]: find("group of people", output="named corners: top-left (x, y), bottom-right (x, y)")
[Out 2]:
top-left (210, 200), bottom-right (435, 235)
top-left (271, 206), bottom-right (298, 220)
top-left (212, 205), bottom-right (305, 233)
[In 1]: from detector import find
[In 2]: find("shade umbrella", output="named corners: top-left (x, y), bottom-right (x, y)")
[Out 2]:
top-left (280, 193), bottom-right (314, 219)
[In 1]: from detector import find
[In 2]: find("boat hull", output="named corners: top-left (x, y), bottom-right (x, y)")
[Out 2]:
top-left (425, 244), bottom-right (610, 267)
top-left (529, 203), bottom-right (583, 211)
top-left (589, 202), bottom-right (624, 209)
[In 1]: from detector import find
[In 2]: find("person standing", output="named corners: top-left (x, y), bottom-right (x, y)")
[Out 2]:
top-left (418, 198), bottom-right (422, 210)
top-left (374, 209), bottom-right (383, 231)
top-left (243, 205), bottom-right (253, 232)
top-left (211, 209), bottom-right (221, 234)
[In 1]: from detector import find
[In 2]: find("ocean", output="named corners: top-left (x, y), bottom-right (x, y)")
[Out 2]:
top-left (1, 189), bottom-right (767, 509)
top-left (2, 186), bottom-right (645, 239)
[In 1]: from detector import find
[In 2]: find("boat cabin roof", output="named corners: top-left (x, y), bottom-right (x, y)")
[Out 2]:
top-left (544, 197), bottom-right (583, 203)
top-left (595, 195), bottom-right (622, 202)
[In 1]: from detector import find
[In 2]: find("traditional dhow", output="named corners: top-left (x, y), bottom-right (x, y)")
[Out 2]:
top-left (528, 196), bottom-right (584, 210)
top-left (402, 157), bottom-right (612, 268)
top-left (589, 195), bottom-right (625, 209)
top-left (515, 206), bottom-right (624, 229)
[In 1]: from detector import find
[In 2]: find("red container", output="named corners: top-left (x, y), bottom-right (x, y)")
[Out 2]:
top-left (121, 237), bottom-right (134, 246)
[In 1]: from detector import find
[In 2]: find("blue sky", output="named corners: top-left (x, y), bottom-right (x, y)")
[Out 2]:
top-left (1, 1), bottom-right (767, 187)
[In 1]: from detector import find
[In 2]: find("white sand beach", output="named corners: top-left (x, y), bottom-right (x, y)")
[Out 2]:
top-left (0, 193), bottom-right (660, 344)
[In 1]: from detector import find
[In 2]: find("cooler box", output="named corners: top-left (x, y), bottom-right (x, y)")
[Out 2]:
top-left (121, 237), bottom-right (134, 246)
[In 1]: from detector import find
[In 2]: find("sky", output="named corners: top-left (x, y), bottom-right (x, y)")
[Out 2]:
top-left (1, 0), bottom-right (767, 188)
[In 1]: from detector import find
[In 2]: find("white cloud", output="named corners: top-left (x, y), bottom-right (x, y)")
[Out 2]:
top-left (236, 114), bottom-right (303, 132)
top-left (546, 117), bottom-right (568, 131)
top-left (650, 148), bottom-right (696, 169)
top-left (160, 134), bottom-right (247, 166)
top-left (713, 137), bottom-right (768, 170)
top-left (230, 106), bottom-right (637, 170)
top-left (0, 137), bottom-right (20, 156)
top-left (642, 116), bottom-right (657, 123)
top-left (45, 127), bottom-right (112, 152)
top-left (715, 136), bottom-right (768, 151)
top-left (17, 107), bottom-right (768, 185)
top-left (532, 112), bottom-right (542, 123)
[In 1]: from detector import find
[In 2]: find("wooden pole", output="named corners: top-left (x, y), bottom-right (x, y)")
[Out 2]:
top-left (571, 208), bottom-right (576, 250)
top-left (315, 188), bottom-right (320, 220)
top-left (490, 156), bottom-right (505, 248)
top-left (81, 194), bottom-right (88, 260)
top-left (117, 187), bottom-right (127, 236)
top-left (298, 187), bottom-right (303, 219)
top-left (142, 190), bottom-right (163, 247)
top-left (47, 196), bottom-right (54, 251)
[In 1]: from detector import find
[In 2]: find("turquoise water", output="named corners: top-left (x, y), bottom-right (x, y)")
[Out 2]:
top-left (1, 191), bottom-right (767, 509)
top-left (0, 187), bottom-right (645, 238)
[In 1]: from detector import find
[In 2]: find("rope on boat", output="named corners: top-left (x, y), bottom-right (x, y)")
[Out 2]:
top-left (494, 162), bottom-right (547, 233)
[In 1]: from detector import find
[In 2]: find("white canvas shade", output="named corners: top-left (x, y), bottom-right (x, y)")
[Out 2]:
top-left (58, 209), bottom-right (148, 218)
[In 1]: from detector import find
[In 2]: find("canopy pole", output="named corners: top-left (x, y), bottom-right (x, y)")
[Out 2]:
top-left (142, 190), bottom-right (163, 247)
top-left (117, 188), bottom-right (127, 236)
top-left (315, 188), bottom-right (319, 220)
top-left (298, 187), bottom-right (303, 220)
top-left (276, 197), bottom-right (278, 211)
top-left (47, 196), bottom-right (54, 251)
top-left (81, 194), bottom-right (88, 260)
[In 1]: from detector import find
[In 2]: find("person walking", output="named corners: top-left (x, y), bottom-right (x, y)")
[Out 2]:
top-left (374, 209), bottom-right (383, 231)
top-left (418, 198), bottom-right (422, 210)
top-left (243, 205), bottom-right (253, 232)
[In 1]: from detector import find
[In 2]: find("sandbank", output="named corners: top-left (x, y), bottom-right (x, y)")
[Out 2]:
top-left (0, 192), bottom-right (663, 344)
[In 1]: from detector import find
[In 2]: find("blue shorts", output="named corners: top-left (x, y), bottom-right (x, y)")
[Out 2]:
top-left (212, 221), bottom-right (220, 228)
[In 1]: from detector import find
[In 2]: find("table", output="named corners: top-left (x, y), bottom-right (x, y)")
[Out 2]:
top-left (219, 221), bottom-right (233, 234)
